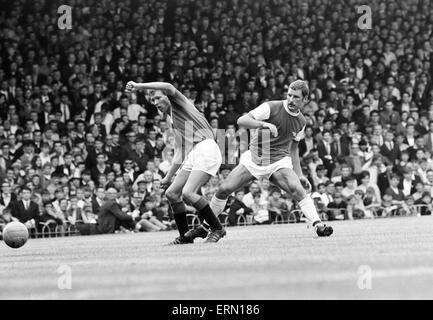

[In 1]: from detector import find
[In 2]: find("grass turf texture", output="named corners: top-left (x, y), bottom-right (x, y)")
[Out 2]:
top-left (1, 216), bottom-right (433, 299)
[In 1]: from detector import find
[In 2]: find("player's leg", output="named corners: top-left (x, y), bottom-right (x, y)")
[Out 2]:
top-left (210, 164), bottom-right (256, 217)
top-left (186, 140), bottom-right (255, 241)
top-left (181, 170), bottom-right (225, 235)
top-left (270, 168), bottom-right (333, 237)
top-left (188, 165), bottom-right (256, 243)
top-left (165, 169), bottom-right (192, 243)
top-left (185, 163), bottom-right (255, 241)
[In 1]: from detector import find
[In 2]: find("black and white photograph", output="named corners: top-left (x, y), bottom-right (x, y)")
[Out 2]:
top-left (1, 0), bottom-right (433, 305)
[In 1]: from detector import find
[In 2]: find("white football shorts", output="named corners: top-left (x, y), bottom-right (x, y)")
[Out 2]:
top-left (182, 139), bottom-right (222, 176)
top-left (239, 150), bottom-right (293, 180)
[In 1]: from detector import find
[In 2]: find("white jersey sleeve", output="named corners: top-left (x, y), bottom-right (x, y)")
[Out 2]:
top-left (249, 102), bottom-right (271, 121)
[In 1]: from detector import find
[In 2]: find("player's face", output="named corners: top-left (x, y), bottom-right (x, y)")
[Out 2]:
top-left (151, 91), bottom-right (171, 113)
top-left (286, 88), bottom-right (307, 112)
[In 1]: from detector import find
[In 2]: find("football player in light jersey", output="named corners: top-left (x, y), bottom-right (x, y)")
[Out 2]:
top-left (125, 81), bottom-right (226, 244)
top-left (188, 80), bottom-right (333, 239)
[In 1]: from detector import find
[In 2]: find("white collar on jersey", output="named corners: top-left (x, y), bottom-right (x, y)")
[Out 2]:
top-left (283, 100), bottom-right (300, 117)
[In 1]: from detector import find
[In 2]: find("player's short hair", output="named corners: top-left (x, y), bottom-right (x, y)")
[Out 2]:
top-left (289, 80), bottom-right (309, 98)
top-left (149, 89), bottom-right (166, 97)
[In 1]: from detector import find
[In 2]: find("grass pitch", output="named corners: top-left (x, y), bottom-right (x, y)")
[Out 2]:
top-left (1, 216), bottom-right (433, 299)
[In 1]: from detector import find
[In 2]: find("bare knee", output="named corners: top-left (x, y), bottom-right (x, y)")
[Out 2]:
top-left (216, 183), bottom-right (233, 199)
top-left (181, 190), bottom-right (196, 206)
top-left (286, 182), bottom-right (306, 201)
top-left (272, 170), bottom-right (306, 201)
top-left (166, 188), bottom-right (182, 203)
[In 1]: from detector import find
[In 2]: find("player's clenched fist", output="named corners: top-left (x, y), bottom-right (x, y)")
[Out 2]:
top-left (125, 81), bottom-right (137, 93)
top-left (261, 122), bottom-right (278, 137)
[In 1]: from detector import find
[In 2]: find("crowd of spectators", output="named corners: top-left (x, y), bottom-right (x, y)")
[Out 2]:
top-left (1, 0), bottom-right (433, 236)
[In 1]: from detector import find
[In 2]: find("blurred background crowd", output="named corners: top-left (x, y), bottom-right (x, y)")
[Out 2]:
top-left (0, 0), bottom-right (433, 236)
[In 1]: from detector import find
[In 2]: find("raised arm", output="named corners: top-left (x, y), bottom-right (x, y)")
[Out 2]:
top-left (125, 81), bottom-right (177, 96)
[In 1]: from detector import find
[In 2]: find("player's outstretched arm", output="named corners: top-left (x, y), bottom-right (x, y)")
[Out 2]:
top-left (237, 114), bottom-right (278, 137)
top-left (125, 81), bottom-right (177, 96)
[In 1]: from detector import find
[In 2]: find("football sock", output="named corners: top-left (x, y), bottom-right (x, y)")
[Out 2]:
top-left (209, 195), bottom-right (228, 216)
top-left (193, 196), bottom-right (223, 231)
top-left (170, 201), bottom-right (189, 236)
top-left (298, 196), bottom-right (322, 226)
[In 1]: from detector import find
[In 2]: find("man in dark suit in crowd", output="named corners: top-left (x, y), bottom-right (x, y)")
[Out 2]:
top-left (398, 167), bottom-right (421, 197)
top-left (0, 180), bottom-right (17, 209)
top-left (39, 101), bottom-right (54, 130)
top-left (377, 165), bottom-right (394, 197)
top-left (331, 130), bottom-right (350, 156)
top-left (40, 84), bottom-right (54, 105)
top-left (380, 131), bottom-right (400, 164)
top-left (97, 188), bottom-right (138, 234)
top-left (123, 158), bottom-right (140, 184)
top-left (380, 100), bottom-right (400, 129)
top-left (92, 186), bottom-right (106, 216)
top-left (132, 139), bottom-right (150, 173)
top-left (407, 136), bottom-right (426, 161)
top-left (317, 130), bottom-right (336, 175)
top-left (385, 174), bottom-right (406, 202)
top-left (10, 187), bottom-right (40, 230)
top-left (120, 131), bottom-right (138, 164)
top-left (90, 152), bottom-right (110, 183)
top-left (144, 128), bottom-right (157, 160)
top-left (86, 137), bottom-right (105, 169)
top-left (114, 57), bottom-right (129, 82)
top-left (262, 77), bottom-right (284, 100)
top-left (104, 134), bottom-right (122, 165)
